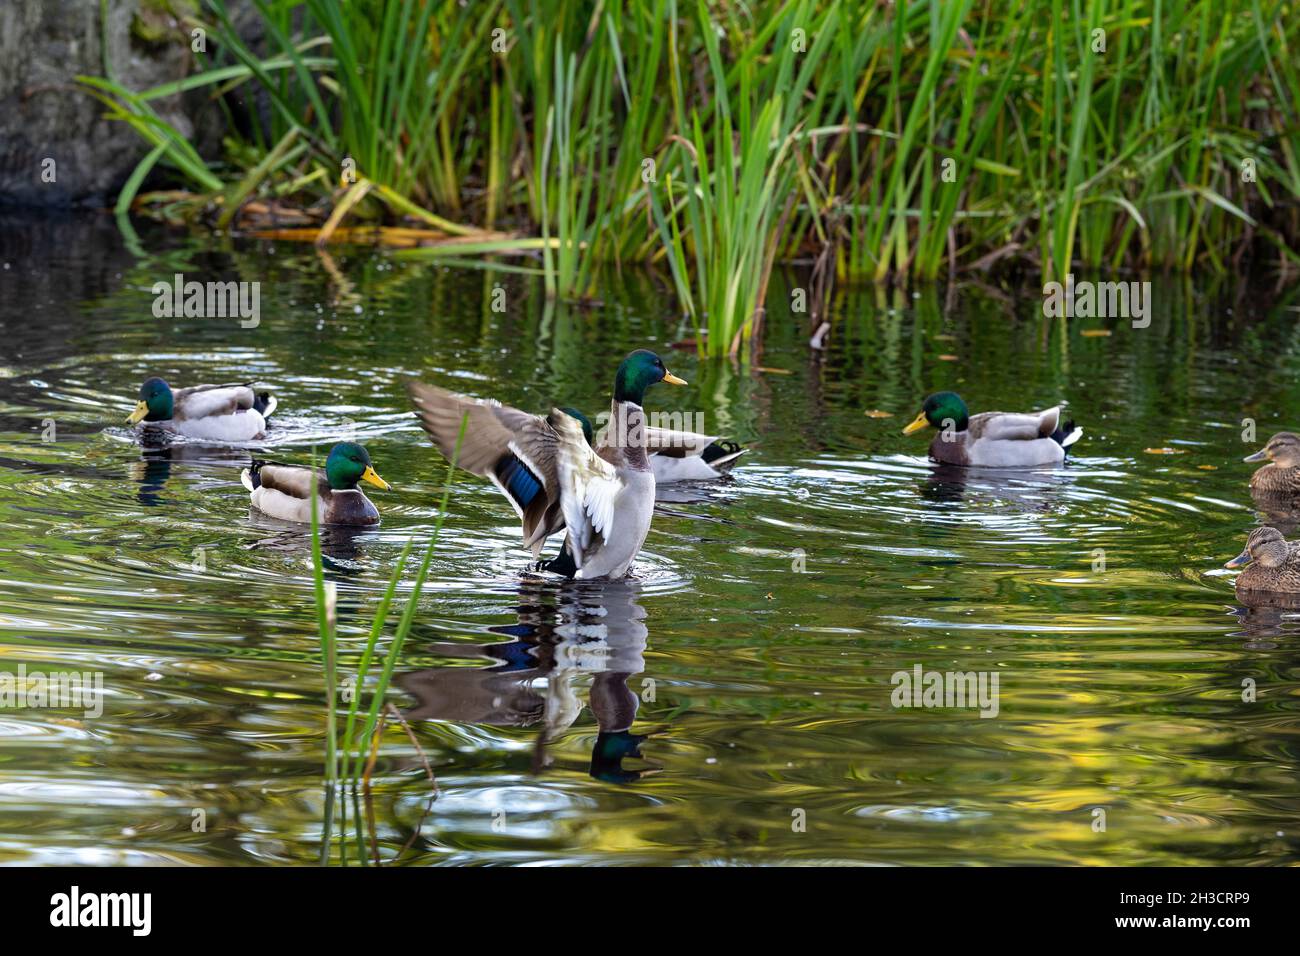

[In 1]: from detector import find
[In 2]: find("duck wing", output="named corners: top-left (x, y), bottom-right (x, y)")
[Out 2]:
top-left (643, 425), bottom-right (719, 458)
top-left (970, 407), bottom-right (1060, 442)
top-left (252, 462), bottom-right (323, 500)
top-left (408, 382), bottom-right (565, 554)
top-left (551, 408), bottom-right (622, 567)
top-left (645, 424), bottom-right (746, 479)
top-left (172, 383), bottom-right (258, 421)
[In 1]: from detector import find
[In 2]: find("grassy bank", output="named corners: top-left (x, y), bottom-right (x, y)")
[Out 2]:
top-left (86, 0), bottom-right (1300, 354)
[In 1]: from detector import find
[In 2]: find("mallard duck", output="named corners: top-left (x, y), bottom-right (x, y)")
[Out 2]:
top-left (240, 442), bottom-right (389, 525)
top-left (902, 391), bottom-right (1082, 467)
top-left (559, 408), bottom-right (744, 482)
top-left (407, 349), bottom-right (686, 579)
top-left (1225, 526), bottom-right (1300, 594)
top-left (1244, 432), bottom-right (1300, 495)
top-left (126, 377), bottom-right (276, 442)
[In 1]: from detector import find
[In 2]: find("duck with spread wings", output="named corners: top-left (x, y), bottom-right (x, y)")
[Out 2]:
top-left (407, 350), bottom-right (686, 579)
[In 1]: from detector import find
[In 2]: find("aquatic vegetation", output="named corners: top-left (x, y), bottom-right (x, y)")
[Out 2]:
top-left (82, 0), bottom-right (1300, 356)
top-left (311, 418), bottom-right (466, 864)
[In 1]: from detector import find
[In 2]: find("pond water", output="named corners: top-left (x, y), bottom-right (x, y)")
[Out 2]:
top-left (2, 213), bottom-right (1299, 865)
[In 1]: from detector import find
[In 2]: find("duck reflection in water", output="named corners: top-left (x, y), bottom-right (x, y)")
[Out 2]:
top-left (1225, 602), bottom-right (1300, 649)
top-left (1247, 495), bottom-right (1300, 539)
top-left (398, 579), bottom-right (655, 783)
top-left (129, 442), bottom-right (253, 507)
top-left (243, 520), bottom-right (372, 571)
top-left (920, 463), bottom-right (1072, 513)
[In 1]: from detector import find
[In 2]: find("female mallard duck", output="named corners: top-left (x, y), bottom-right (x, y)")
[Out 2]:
top-left (1244, 432), bottom-right (1300, 495)
top-left (902, 391), bottom-right (1082, 467)
top-left (126, 377), bottom-right (276, 442)
top-left (407, 349), bottom-right (686, 579)
top-left (240, 442), bottom-right (389, 525)
top-left (1225, 526), bottom-right (1300, 594)
top-left (559, 408), bottom-right (744, 482)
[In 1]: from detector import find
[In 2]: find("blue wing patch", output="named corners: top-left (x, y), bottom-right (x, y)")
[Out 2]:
top-left (495, 453), bottom-right (543, 510)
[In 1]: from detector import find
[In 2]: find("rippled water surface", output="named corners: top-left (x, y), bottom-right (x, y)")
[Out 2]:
top-left (2, 214), bottom-right (1299, 865)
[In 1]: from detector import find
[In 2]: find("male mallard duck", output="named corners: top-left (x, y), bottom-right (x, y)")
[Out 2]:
top-left (1244, 432), bottom-right (1300, 495)
top-left (902, 391), bottom-right (1082, 467)
top-left (240, 442), bottom-right (389, 525)
top-left (407, 349), bottom-right (686, 579)
top-left (1225, 526), bottom-right (1300, 594)
top-left (560, 408), bottom-right (744, 482)
top-left (646, 426), bottom-right (744, 481)
top-left (126, 377), bottom-right (276, 442)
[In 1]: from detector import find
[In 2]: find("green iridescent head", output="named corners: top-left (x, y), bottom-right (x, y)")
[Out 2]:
top-left (325, 442), bottom-right (390, 492)
top-left (127, 377), bottom-right (174, 424)
top-left (903, 391), bottom-right (970, 435)
top-left (613, 349), bottom-right (686, 405)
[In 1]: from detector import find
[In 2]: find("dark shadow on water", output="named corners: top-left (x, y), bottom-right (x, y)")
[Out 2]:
top-left (398, 578), bottom-right (654, 783)
top-left (243, 516), bottom-right (374, 577)
top-left (1225, 600), bottom-right (1300, 649)
top-left (1250, 490), bottom-right (1300, 538)
top-left (130, 441), bottom-right (251, 507)
top-left (653, 479), bottom-right (732, 505)
top-left (921, 462), bottom-right (1075, 512)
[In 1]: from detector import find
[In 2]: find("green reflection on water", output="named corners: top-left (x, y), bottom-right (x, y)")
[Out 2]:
top-left (0, 217), bottom-right (1298, 865)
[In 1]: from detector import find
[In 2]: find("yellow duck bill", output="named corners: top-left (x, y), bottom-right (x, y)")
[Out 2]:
top-left (902, 411), bottom-right (930, 435)
top-left (360, 466), bottom-right (390, 491)
top-left (127, 400), bottom-right (149, 425)
top-left (663, 371), bottom-right (687, 386)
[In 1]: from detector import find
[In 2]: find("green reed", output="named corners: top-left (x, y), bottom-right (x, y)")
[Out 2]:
top-left (311, 415), bottom-right (466, 865)
top-left (86, 0), bottom-right (1300, 355)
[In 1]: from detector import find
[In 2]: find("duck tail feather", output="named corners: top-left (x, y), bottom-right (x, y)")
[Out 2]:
top-left (701, 440), bottom-right (745, 470)
top-left (243, 459), bottom-right (265, 491)
top-left (1051, 420), bottom-right (1083, 451)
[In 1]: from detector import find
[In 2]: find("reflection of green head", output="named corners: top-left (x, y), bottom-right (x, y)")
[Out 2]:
top-left (613, 349), bottom-right (685, 405)
top-left (589, 730), bottom-right (647, 785)
top-left (922, 392), bottom-right (970, 431)
top-left (560, 407), bottom-right (594, 446)
top-left (325, 442), bottom-right (388, 491)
